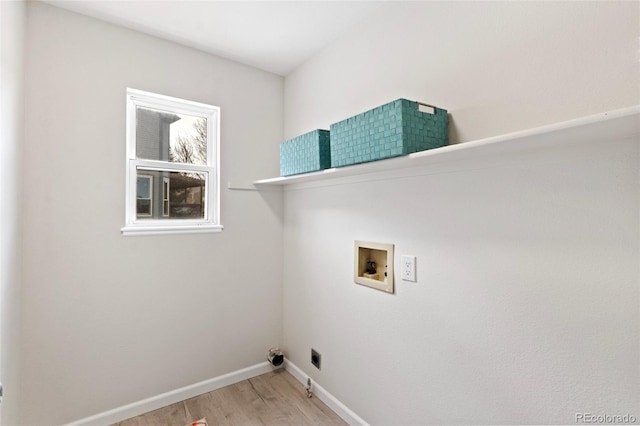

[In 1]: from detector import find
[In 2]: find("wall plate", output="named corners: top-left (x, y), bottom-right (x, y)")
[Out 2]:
top-left (401, 255), bottom-right (416, 282)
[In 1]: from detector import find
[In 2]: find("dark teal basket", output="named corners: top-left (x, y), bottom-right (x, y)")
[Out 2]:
top-left (279, 129), bottom-right (331, 176)
top-left (329, 99), bottom-right (448, 167)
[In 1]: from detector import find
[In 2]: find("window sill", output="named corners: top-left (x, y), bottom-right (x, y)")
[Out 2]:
top-left (121, 224), bottom-right (224, 236)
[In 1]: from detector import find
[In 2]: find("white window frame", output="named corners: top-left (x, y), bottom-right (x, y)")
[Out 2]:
top-left (136, 174), bottom-right (153, 218)
top-left (121, 88), bottom-right (222, 236)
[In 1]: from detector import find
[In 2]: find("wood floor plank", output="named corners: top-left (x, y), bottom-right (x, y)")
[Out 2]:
top-left (280, 370), bottom-right (346, 424)
top-left (115, 400), bottom-right (188, 426)
top-left (115, 370), bottom-right (347, 426)
top-left (183, 392), bottom-right (231, 425)
top-left (251, 371), bottom-right (345, 425)
top-left (248, 373), bottom-right (302, 425)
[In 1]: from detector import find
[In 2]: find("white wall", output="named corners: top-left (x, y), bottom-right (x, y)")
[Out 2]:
top-left (21, 3), bottom-right (283, 424)
top-left (283, 138), bottom-right (639, 425)
top-left (0, 0), bottom-right (25, 424)
top-left (285, 1), bottom-right (639, 142)
top-left (282, 1), bottom-right (639, 424)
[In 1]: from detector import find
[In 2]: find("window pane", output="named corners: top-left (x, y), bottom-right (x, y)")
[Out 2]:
top-left (136, 170), bottom-right (206, 220)
top-left (137, 199), bottom-right (151, 216)
top-left (136, 106), bottom-right (207, 165)
top-left (136, 175), bottom-right (153, 218)
top-left (136, 176), bottom-right (151, 198)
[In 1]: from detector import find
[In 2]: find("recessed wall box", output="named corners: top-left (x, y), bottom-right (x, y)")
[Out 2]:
top-left (354, 241), bottom-right (394, 293)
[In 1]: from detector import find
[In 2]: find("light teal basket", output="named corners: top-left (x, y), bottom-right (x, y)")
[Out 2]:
top-left (329, 99), bottom-right (448, 168)
top-left (279, 129), bottom-right (331, 176)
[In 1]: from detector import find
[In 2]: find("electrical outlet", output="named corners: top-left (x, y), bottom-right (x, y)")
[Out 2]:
top-left (401, 255), bottom-right (416, 282)
top-left (311, 349), bottom-right (321, 370)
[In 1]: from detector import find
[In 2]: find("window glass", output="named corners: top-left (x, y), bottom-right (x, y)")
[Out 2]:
top-left (135, 106), bottom-right (208, 166)
top-left (136, 175), bottom-right (152, 217)
top-left (135, 170), bottom-right (206, 220)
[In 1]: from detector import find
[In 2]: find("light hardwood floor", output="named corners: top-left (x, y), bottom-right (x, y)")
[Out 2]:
top-left (114, 370), bottom-right (347, 426)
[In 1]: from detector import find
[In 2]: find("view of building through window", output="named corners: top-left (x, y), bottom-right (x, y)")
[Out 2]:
top-left (135, 107), bottom-right (208, 220)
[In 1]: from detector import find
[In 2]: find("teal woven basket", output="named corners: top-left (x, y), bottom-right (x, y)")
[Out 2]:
top-left (280, 129), bottom-right (331, 176)
top-left (329, 99), bottom-right (448, 168)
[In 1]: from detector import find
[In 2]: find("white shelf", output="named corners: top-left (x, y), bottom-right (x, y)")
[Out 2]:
top-left (254, 106), bottom-right (639, 188)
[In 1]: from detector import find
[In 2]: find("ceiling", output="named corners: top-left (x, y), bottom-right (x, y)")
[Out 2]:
top-left (42, 0), bottom-right (389, 76)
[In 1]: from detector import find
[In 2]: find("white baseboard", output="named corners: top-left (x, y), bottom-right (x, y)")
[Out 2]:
top-left (284, 359), bottom-right (369, 426)
top-left (65, 361), bottom-right (276, 426)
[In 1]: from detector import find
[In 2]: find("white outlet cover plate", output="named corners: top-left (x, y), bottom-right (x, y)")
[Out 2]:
top-left (401, 255), bottom-right (416, 282)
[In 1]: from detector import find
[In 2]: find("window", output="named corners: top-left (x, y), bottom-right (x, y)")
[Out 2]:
top-left (122, 88), bottom-right (222, 236)
top-left (162, 177), bottom-right (170, 217)
top-left (137, 175), bottom-right (153, 217)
